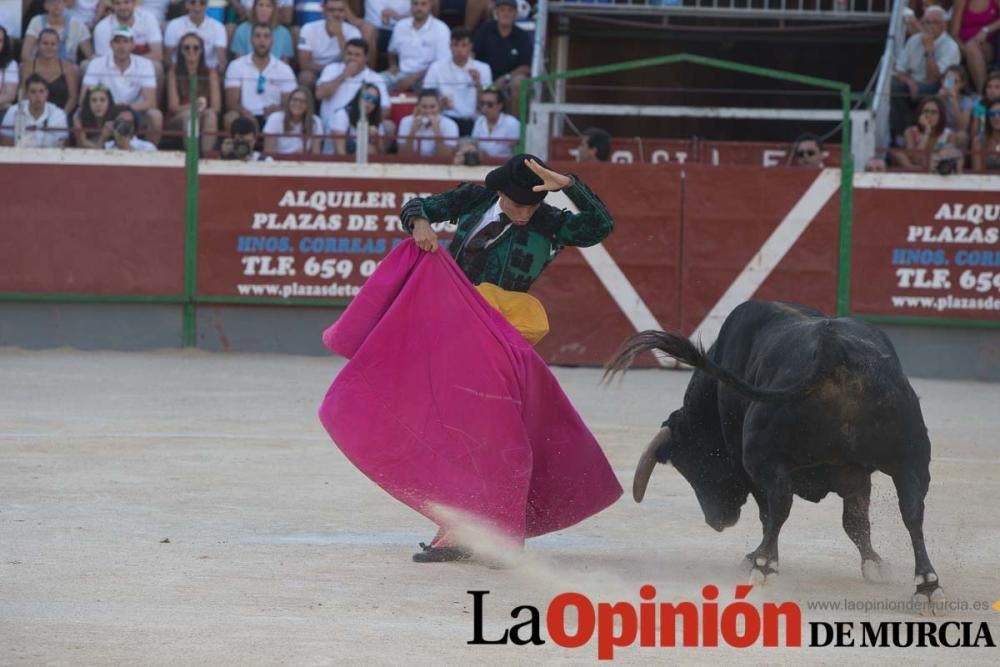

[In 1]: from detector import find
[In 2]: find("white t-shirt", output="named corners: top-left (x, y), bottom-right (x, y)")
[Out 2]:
top-left (387, 16), bottom-right (450, 75)
top-left (316, 63), bottom-right (390, 127)
top-left (364, 0), bottom-right (410, 29)
top-left (164, 15), bottom-right (228, 68)
top-left (25, 15), bottom-right (92, 63)
top-left (263, 110), bottom-right (324, 154)
top-left (93, 9), bottom-right (163, 57)
top-left (105, 135), bottom-right (158, 151)
top-left (422, 57), bottom-right (493, 120)
top-left (1, 61), bottom-right (18, 90)
top-left (398, 113), bottom-right (459, 157)
top-left (298, 20), bottom-right (362, 69)
top-left (0, 102), bottom-right (69, 147)
top-left (224, 54), bottom-right (297, 115)
top-left (83, 53), bottom-right (157, 105)
top-left (71, 0), bottom-right (102, 27)
top-left (895, 32), bottom-right (961, 84)
top-left (0, 3), bottom-right (22, 39)
top-left (472, 113), bottom-right (520, 159)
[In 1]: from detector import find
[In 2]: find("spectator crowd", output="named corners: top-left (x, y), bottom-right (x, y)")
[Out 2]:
top-left (885, 0), bottom-right (1000, 172)
top-left (0, 0), bottom-right (533, 160)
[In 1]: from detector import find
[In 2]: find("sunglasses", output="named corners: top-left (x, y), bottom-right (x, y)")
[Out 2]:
top-left (256, 74), bottom-right (266, 94)
top-left (796, 149), bottom-right (818, 157)
top-left (362, 92), bottom-right (379, 103)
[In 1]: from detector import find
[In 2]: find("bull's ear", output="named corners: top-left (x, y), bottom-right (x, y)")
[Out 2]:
top-left (633, 426), bottom-right (671, 503)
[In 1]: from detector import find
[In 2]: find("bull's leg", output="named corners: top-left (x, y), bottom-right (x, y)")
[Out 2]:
top-left (743, 465), bottom-right (792, 585)
top-left (891, 468), bottom-right (943, 613)
top-left (841, 478), bottom-right (886, 582)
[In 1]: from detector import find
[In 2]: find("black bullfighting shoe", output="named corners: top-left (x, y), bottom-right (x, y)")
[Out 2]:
top-left (412, 542), bottom-right (473, 563)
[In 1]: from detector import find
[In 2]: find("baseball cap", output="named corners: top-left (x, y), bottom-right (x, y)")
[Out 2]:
top-left (495, 0), bottom-right (518, 9)
top-left (111, 24), bottom-right (134, 40)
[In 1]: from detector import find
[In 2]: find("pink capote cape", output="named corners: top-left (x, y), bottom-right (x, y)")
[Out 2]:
top-left (318, 240), bottom-right (622, 546)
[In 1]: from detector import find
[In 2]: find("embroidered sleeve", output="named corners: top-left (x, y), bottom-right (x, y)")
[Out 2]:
top-left (400, 183), bottom-right (491, 233)
top-left (552, 175), bottom-right (615, 247)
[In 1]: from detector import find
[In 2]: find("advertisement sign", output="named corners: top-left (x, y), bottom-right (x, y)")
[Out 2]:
top-left (851, 190), bottom-right (1000, 320)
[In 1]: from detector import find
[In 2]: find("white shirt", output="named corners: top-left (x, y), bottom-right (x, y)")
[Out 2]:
top-left (398, 113), bottom-right (459, 157)
top-left (139, 0), bottom-right (171, 24)
top-left (422, 57), bottom-right (492, 120)
top-left (72, 0), bottom-right (102, 27)
top-left (387, 16), bottom-right (450, 75)
top-left (93, 9), bottom-right (163, 57)
top-left (472, 113), bottom-right (520, 159)
top-left (316, 63), bottom-right (390, 127)
top-left (0, 3), bottom-right (22, 39)
top-left (224, 54), bottom-right (297, 116)
top-left (896, 31), bottom-right (961, 84)
top-left (0, 102), bottom-right (69, 147)
top-left (298, 20), bottom-right (362, 69)
top-left (1, 61), bottom-right (18, 90)
top-left (83, 53), bottom-right (157, 105)
top-left (467, 200), bottom-right (507, 243)
top-left (364, 0), bottom-right (410, 29)
top-left (263, 110), bottom-right (324, 154)
top-left (164, 15), bottom-right (228, 68)
top-left (104, 135), bottom-right (158, 151)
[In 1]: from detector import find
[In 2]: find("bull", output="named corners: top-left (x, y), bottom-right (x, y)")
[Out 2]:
top-left (606, 300), bottom-right (942, 608)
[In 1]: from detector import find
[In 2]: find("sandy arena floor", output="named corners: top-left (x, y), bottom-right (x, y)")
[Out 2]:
top-left (1, 348), bottom-right (999, 665)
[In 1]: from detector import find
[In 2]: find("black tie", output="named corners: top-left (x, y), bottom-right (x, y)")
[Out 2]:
top-left (460, 213), bottom-right (510, 280)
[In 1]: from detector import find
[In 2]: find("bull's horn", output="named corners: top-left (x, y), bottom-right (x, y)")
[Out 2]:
top-left (634, 426), bottom-right (670, 503)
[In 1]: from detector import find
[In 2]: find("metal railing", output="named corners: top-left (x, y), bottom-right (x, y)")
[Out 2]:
top-left (548, 0), bottom-right (894, 21)
top-left (871, 0), bottom-right (907, 151)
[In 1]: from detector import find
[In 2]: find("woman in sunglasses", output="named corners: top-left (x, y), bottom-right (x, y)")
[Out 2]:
top-left (972, 97), bottom-right (1000, 171)
top-left (471, 86), bottom-right (519, 160)
top-left (263, 85), bottom-right (323, 155)
top-left (329, 83), bottom-right (393, 155)
top-left (166, 31), bottom-right (222, 153)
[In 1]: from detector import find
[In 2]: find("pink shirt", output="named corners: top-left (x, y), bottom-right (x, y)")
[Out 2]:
top-left (959, 0), bottom-right (999, 42)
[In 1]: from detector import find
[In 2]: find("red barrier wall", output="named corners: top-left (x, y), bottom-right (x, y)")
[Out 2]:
top-left (0, 163), bottom-right (186, 295)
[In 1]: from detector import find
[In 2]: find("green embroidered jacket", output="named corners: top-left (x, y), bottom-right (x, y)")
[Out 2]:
top-left (399, 177), bottom-right (614, 292)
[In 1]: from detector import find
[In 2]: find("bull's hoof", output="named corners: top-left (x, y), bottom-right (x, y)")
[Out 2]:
top-left (861, 558), bottom-right (890, 583)
top-left (746, 556), bottom-right (779, 585)
top-left (912, 573), bottom-right (944, 616)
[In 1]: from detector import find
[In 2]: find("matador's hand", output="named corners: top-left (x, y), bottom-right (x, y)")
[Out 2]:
top-left (526, 158), bottom-right (572, 192)
top-left (412, 218), bottom-right (439, 252)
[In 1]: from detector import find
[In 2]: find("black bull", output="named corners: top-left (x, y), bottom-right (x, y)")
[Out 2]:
top-left (606, 301), bottom-right (942, 605)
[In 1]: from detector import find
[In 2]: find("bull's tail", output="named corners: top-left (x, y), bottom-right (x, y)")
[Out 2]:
top-left (604, 324), bottom-right (836, 402)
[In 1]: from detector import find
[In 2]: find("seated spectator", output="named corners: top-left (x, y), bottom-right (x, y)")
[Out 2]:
top-left (452, 135), bottom-right (480, 165)
top-left (93, 0), bottom-right (163, 64)
top-left (74, 0), bottom-right (111, 29)
top-left (297, 0), bottom-right (362, 87)
top-left (471, 86), bottom-right (518, 159)
top-left (364, 0), bottom-right (410, 62)
top-left (20, 27), bottom-right (80, 115)
top-left (384, 0), bottom-right (449, 93)
top-left (422, 27), bottom-right (491, 135)
top-left (104, 103), bottom-right (157, 150)
top-left (226, 0), bottom-right (293, 33)
top-left (473, 0), bottom-right (531, 113)
top-left (230, 0), bottom-right (293, 64)
top-left (972, 70), bottom-right (1000, 134)
top-left (464, 0), bottom-right (532, 31)
top-left (0, 74), bottom-right (69, 147)
top-left (397, 87), bottom-right (457, 159)
top-left (972, 96), bottom-right (1000, 170)
top-left (263, 85), bottom-right (323, 155)
top-left (0, 26), bottom-right (17, 114)
top-left (220, 114), bottom-right (271, 160)
top-left (787, 133), bottom-right (826, 168)
top-left (896, 96), bottom-right (963, 170)
top-left (316, 37), bottom-right (389, 129)
top-left (223, 22), bottom-right (296, 131)
top-left (167, 32), bottom-right (221, 153)
top-left (329, 82), bottom-right (393, 154)
top-left (949, 0), bottom-right (999, 93)
top-left (82, 25), bottom-right (163, 145)
top-left (938, 64), bottom-right (978, 131)
top-left (576, 127), bottom-right (611, 162)
top-left (890, 6), bottom-right (960, 143)
top-left (905, 0), bottom-right (953, 36)
top-left (72, 83), bottom-right (115, 147)
top-left (164, 0), bottom-right (228, 73)
top-left (21, 0), bottom-right (94, 64)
